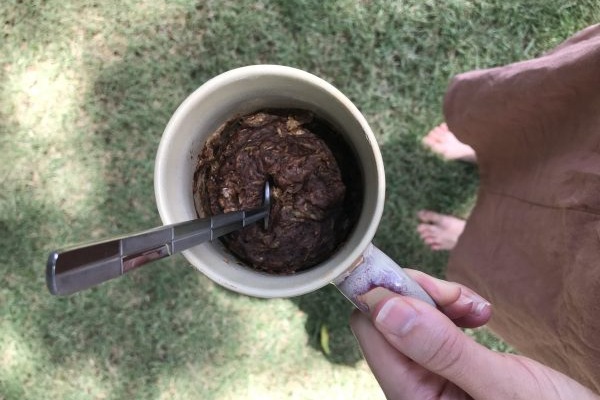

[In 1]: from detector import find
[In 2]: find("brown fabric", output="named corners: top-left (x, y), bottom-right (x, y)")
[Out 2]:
top-left (443, 24), bottom-right (600, 393)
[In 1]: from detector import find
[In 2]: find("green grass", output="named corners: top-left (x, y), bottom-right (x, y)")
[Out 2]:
top-left (1, 0), bottom-right (598, 398)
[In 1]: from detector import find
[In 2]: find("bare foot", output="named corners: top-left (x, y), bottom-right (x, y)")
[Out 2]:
top-left (417, 210), bottom-right (466, 251)
top-left (422, 123), bottom-right (477, 163)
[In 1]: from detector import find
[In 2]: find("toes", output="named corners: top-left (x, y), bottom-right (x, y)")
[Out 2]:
top-left (422, 123), bottom-right (448, 146)
top-left (416, 210), bottom-right (461, 251)
top-left (419, 232), bottom-right (438, 243)
top-left (423, 236), bottom-right (437, 244)
top-left (432, 123), bottom-right (448, 134)
top-left (416, 223), bottom-right (432, 234)
top-left (417, 222), bottom-right (443, 249)
top-left (430, 124), bottom-right (450, 139)
top-left (430, 243), bottom-right (444, 251)
top-left (422, 122), bottom-right (477, 163)
top-left (427, 128), bottom-right (443, 140)
top-left (417, 210), bottom-right (442, 224)
top-left (418, 226), bottom-right (439, 239)
top-left (421, 134), bottom-right (437, 147)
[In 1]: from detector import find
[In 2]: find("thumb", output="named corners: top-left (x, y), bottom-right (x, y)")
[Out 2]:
top-left (371, 295), bottom-right (508, 399)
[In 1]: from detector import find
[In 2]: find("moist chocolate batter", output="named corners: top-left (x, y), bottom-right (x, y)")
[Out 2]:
top-left (194, 109), bottom-right (360, 274)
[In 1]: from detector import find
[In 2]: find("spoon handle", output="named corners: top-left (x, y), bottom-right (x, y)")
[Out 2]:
top-left (46, 208), bottom-right (268, 296)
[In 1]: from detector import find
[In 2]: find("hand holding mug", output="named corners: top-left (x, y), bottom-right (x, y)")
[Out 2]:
top-left (351, 270), bottom-right (599, 400)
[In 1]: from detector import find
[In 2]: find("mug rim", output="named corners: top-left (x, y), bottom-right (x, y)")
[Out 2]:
top-left (154, 65), bottom-right (385, 297)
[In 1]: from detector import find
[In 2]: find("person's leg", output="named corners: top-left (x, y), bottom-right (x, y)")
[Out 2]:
top-left (417, 210), bottom-right (466, 251)
top-left (422, 123), bottom-right (477, 163)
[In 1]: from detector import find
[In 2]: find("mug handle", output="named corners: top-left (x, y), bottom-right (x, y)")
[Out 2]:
top-left (333, 243), bottom-right (435, 312)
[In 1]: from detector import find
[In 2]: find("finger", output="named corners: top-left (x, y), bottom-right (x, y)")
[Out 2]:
top-left (371, 296), bottom-right (600, 400)
top-left (404, 269), bottom-right (491, 328)
top-left (370, 296), bottom-right (507, 399)
top-left (404, 269), bottom-right (461, 304)
top-left (350, 310), bottom-right (443, 400)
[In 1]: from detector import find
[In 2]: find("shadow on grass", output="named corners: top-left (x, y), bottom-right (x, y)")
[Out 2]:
top-left (292, 286), bottom-right (362, 365)
top-left (38, 259), bottom-right (239, 397)
top-left (0, 173), bottom-right (244, 399)
top-left (1, 12), bottom-right (246, 400)
top-left (23, 54), bottom-right (250, 400)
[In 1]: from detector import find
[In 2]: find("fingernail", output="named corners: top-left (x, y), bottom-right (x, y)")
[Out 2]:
top-left (461, 290), bottom-right (491, 316)
top-left (375, 297), bottom-right (418, 336)
top-left (456, 295), bottom-right (474, 309)
top-left (472, 301), bottom-right (491, 316)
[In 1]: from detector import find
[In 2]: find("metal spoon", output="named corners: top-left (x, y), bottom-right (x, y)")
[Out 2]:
top-left (46, 181), bottom-right (271, 296)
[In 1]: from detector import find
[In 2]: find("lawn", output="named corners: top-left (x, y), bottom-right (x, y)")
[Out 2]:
top-left (1, 0), bottom-right (598, 399)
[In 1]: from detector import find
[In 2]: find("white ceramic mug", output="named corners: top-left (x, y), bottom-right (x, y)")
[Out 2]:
top-left (154, 65), bottom-right (433, 311)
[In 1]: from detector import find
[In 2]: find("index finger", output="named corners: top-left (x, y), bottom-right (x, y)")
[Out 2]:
top-left (404, 269), bottom-right (492, 328)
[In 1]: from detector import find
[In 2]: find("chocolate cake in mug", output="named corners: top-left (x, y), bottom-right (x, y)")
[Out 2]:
top-left (193, 109), bottom-right (361, 274)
